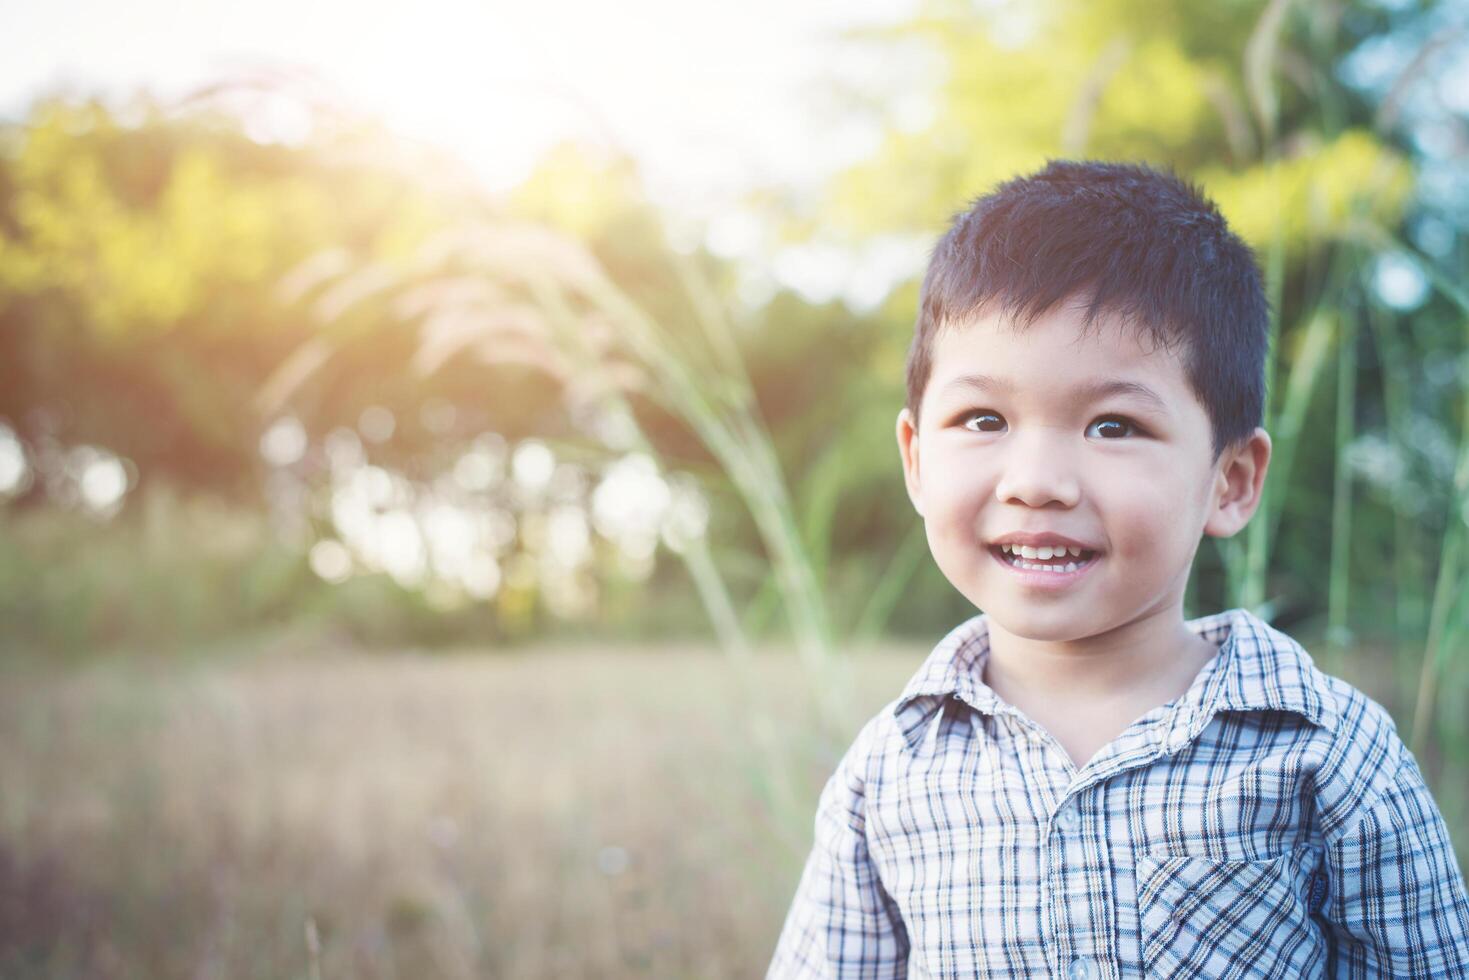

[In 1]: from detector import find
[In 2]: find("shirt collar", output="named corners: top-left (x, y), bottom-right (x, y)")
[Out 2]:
top-left (893, 607), bottom-right (1339, 748)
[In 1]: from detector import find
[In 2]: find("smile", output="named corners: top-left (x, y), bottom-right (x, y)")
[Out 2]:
top-left (988, 544), bottom-right (1101, 588)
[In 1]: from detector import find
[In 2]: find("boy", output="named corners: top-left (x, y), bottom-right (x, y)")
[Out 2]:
top-left (769, 161), bottom-right (1469, 978)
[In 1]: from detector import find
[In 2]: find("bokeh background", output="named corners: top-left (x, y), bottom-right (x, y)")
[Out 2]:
top-left (3, 0), bottom-right (1468, 976)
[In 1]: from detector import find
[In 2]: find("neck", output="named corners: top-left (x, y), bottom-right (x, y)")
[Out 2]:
top-left (982, 603), bottom-right (1217, 712)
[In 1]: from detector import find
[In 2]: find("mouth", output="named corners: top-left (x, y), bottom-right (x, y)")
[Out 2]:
top-left (988, 543), bottom-right (1102, 587)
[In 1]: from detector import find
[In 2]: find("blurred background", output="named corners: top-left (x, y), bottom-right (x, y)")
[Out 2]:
top-left (2, 0), bottom-right (1468, 975)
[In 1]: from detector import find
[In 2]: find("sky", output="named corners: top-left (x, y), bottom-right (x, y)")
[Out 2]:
top-left (2, 0), bottom-right (913, 211)
top-left (2, 0), bottom-right (934, 306)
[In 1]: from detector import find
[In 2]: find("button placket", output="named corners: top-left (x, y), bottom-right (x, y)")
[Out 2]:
top-left (1049, 798), bottom-right (1102, 980)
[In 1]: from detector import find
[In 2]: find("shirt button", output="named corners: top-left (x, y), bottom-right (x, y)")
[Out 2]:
top-left (1055, 801), bottom-right (1081, 831)
top-left (1166, 727), bottom-right (1190, 753)
top-left (1065, 957), bottom-right (1098, 980)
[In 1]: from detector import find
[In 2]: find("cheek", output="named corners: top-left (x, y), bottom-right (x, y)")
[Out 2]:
top-left (921, 467), bottom-right (989, 527)
top-left (1106, 480), bottom-right (1206, 553)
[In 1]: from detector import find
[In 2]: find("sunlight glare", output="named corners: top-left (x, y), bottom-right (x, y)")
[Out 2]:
top-left (0, 424), bottom-right (30, 496)
top-left (592, 453), bottom-right (670, 560)
top-left (309, 539), bottom-right (353, 583)
top-left (1373, 251), bottom-right (1430, 311)
top-left (261, 416), bottom-right (308, 467)
top-left (512, 440), bottom-right (555, 495)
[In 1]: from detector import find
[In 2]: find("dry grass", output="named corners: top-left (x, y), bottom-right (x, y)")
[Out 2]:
top-left (3, 639), bottom-right (1463, 979)
top-left (0, 643), bottom-right (918, 979)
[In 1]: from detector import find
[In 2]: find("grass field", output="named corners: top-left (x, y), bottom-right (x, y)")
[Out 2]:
top-left (2, 637), bottom-right (1465, 979)
top-left (0, 641), bottom-right (916, 979)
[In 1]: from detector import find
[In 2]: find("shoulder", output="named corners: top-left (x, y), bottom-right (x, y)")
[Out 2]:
top-left (1211, 610), bottom-right (1415, 841)
top-left (808, 701), bottom-right (908, 837)
top-left (821, 613), bottom-right (995, 806)
top-left (1311, 670), bottom-right (1417, 840)
top-left (824, 699), bottom-right (909, 798)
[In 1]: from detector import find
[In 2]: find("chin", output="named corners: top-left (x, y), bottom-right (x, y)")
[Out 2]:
top-left (999, 621), bottom-right (1095, 644)
top-left (976, 601), bottom-right (1096, 641)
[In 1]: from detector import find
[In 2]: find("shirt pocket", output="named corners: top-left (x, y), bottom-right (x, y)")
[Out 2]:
top-left (1136, 848), bottom-right (1326, 979)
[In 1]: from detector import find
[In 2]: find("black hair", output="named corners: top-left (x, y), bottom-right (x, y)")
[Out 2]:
top-left (906, 160), bottom-right (1269, 462)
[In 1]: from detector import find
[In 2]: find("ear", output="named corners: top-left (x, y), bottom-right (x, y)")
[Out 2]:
top-left (1203, 427), bottom-right (1272, 539)
top-left (896, 407), bottom-right (924, 517)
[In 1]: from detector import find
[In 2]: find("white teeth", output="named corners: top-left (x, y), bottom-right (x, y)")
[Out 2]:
top-left (1013, 560), bottom-right (1073, 572)
top-left (1003, 555), bottom-right (1089, 573)
top-left (1003, 543), bottom-right (1086, 560)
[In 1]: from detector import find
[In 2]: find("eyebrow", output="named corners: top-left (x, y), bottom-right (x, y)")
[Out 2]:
top-left (939, 374), bottom-right (1171, 415)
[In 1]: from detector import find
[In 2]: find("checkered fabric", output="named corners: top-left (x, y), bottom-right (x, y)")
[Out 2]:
top-left (769, 607), bottom-right (1469, 978)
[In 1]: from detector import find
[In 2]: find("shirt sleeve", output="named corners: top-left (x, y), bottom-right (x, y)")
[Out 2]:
top-left (767, 719), bottom-right (910, 979)
top-left (1323, 752), bottom-right (1469, 977)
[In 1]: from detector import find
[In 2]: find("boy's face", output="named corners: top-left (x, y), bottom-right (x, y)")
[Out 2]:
top-left (896, 299), bottom-right (1271, 643)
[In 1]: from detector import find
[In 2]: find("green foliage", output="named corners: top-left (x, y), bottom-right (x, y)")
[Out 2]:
top-left (0, 97), bottom-right (474, 494)
top-left (825, 0), bottom-right (1410, 263)
top-left (0, 491), bottom-right (313, 658)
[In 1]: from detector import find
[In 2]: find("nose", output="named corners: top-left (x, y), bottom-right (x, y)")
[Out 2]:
top-left (993, 428), bottom-right (1081, 509)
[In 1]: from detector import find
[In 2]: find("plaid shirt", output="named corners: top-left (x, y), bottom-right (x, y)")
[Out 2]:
top-left (769, 607), bottom-right (1469, 978)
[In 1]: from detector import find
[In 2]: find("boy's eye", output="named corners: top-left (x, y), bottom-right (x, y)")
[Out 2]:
top-left (962, 411), bottom-right (1006, 432)
top-left (1087, 415), bottom-right (1140, 439)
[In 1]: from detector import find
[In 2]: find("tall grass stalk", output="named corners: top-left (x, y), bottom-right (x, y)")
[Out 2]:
top-left (532, 251), bottom-right (852, 731)
top-left (1361, 296), bottom-right (1423, 705)
top-left (1408, 341), bottom-right (1469, 755)
top-left (1236, 0), bottom-right (1294, 613)
top-left (1237, 231), bottom-right (1283, 612)
top-left (1229, 248), bottom-right (1349, 621)
top-left (1261, 305), bottom-right (1338, 546)
top-left (678, 261), bottom-right (845, 672)
top-left (522, 265), bottom-right (820, 846)
top-left (853, 523), bottom-right (929, 641)
top-left (1325, 279), bottom-right (1359, 671)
